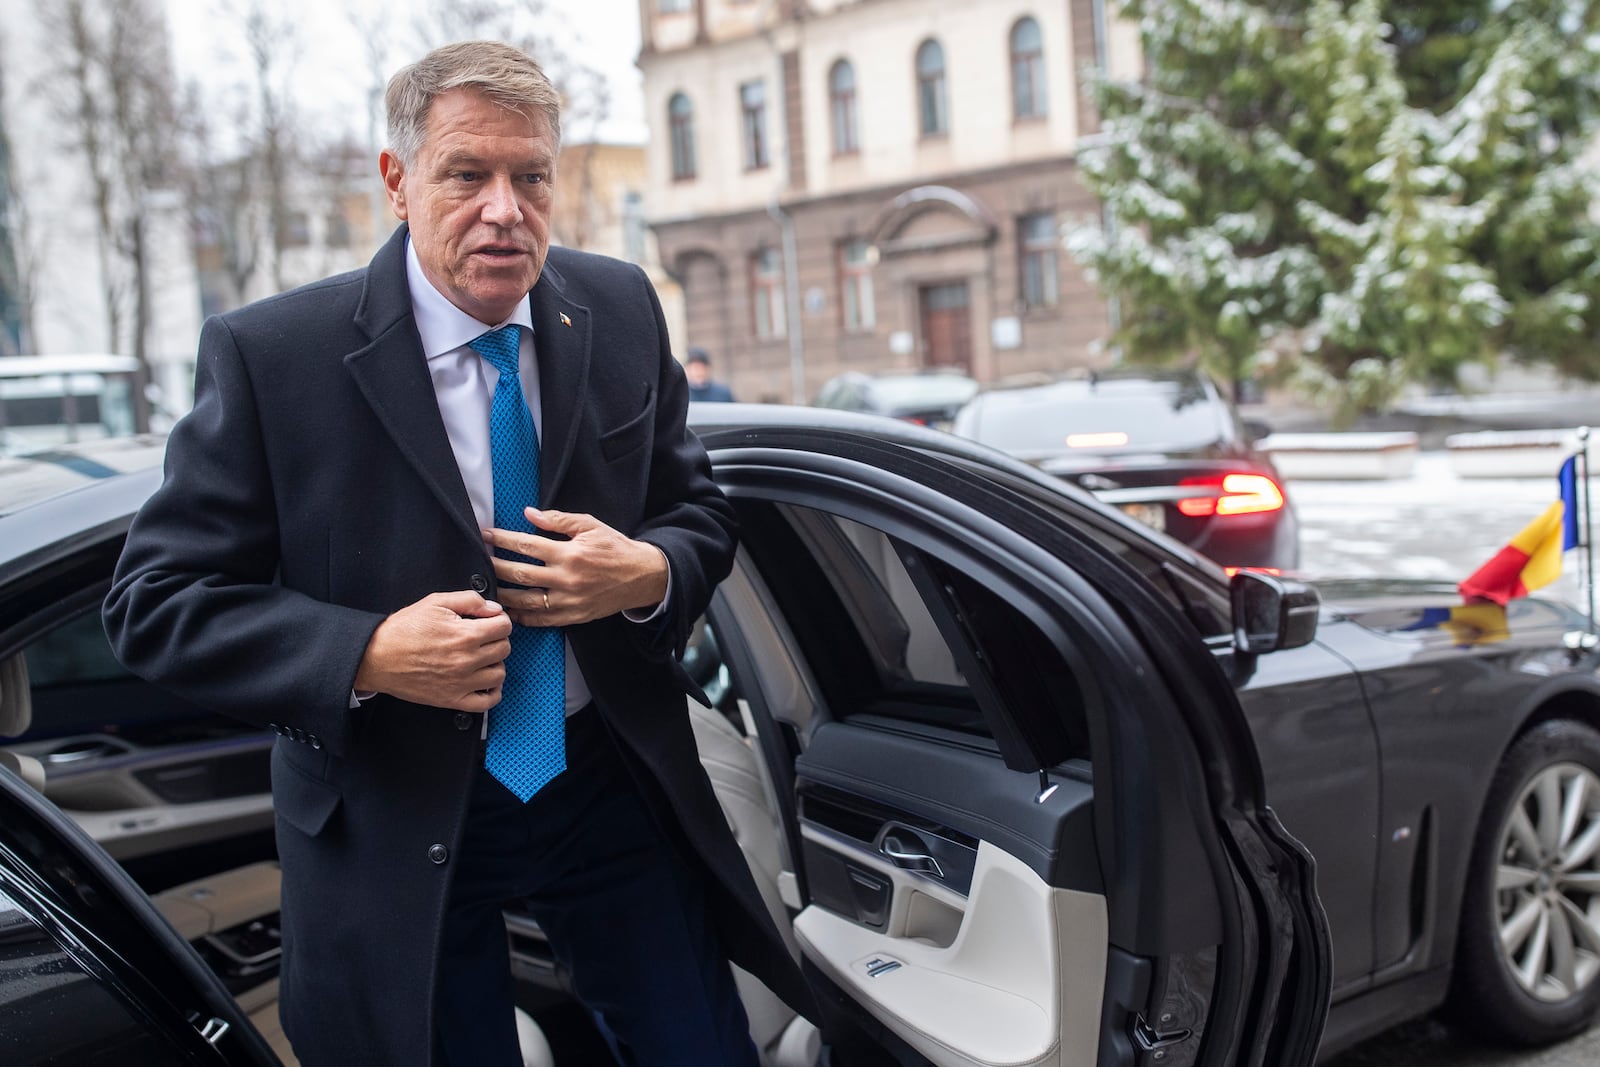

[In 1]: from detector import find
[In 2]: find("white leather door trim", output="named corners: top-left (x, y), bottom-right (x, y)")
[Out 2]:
top-left (793, 839), bottom-right (1108, 1067)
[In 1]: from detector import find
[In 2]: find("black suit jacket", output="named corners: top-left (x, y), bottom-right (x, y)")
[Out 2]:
top-left (104, 227), bottom-right (812, 1065)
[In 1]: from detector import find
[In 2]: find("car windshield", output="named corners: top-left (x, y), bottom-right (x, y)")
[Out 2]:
top-left (965, 377), bottom-right (1225, 453)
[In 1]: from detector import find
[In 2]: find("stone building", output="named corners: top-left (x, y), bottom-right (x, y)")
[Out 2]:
top-left (637, 0), bottom-right (1140, 404)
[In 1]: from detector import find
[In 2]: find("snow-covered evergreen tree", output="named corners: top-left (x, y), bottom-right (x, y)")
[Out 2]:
top-left (1069, 0), bottom-right (1600, 416)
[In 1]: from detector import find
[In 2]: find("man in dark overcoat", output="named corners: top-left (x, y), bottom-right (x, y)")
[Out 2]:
top-left (104, 39), bottom-right (810, 1067)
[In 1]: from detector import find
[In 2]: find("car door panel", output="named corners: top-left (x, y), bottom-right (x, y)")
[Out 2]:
top-left (702, 431), bottom-right (1329, 1067)
top-left (1234, 637), bottom-right (1380, 989)
top-left (791, 721), bottom-right (1106, 1067)
top-left (794, 840), bottom-right (1107, 1067)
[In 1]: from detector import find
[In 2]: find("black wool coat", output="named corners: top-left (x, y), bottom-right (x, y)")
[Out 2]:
top-left (104, 226), bottom-right (813, 1065)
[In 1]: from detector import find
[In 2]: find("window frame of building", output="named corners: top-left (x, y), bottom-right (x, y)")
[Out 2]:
top-left (658, 0), bottom-right (691, 13)
top-left (751, 247), bottom-right (786, 339)
top-left (1010, 17), bottom-right (1047, 122)
top-left (1019, 211), bottom-right (1060, 310)
top-left (621, 190), bottom-right (647, 264)
top-left (740, 80), bottom-right (770, 172)
top-left (324, 208), bottom-right (352, 250)
top-left (915, 39), bottom-right (948, 139)
top-left (829, 59), bottom-right (859, 157)
top-left (278, 211), bottom-right (312, 249)
top-left (669, 92), bottom-right (697, 181)
top-left (839, 238), bottom-right (875, 333)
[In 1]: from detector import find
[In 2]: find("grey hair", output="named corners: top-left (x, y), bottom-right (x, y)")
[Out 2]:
top-left (385, 40), bottom-right (563, 166)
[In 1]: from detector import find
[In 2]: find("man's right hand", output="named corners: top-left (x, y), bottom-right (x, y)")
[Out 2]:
top-left (353, 591), bottom-right (513, 712)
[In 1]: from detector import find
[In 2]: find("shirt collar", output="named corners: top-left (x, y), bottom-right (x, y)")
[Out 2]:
top-left (405, 236), bottom-right (535, 361)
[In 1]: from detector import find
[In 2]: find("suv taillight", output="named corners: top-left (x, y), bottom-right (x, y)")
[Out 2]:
top-left (1177, 473), bottom-right (1285, 517)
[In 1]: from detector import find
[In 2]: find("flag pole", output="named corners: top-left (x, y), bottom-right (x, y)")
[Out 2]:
top-left (1582, 426), bottom-right (1595, 635)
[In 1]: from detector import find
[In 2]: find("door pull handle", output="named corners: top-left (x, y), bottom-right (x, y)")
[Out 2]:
top-left (879, 836), bottom-right (943, 879)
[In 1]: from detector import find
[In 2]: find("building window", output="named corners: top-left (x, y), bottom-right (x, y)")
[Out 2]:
top-left (751, 247), bottom-right (786, 339)
top-left (621, 190), bottom-right (647, 264)
top-left (829, 59), bottom-right (859, 156)
top-left (669, 92), bottom-right (697, 180)
top-left (916, 39), bottom-right (948, 137)
top-left (740, 80), bottom-right (769, 171)
top-left (1011, 17), bottom-right (1047, 121)
top-left (840, 238), bottom-right (875, 332)
top-left (1020, 212), bottom-right (1059, 309)
top-left (325, 209), bottom-right (352, 249)
top-left (659, 0), bottom-right (690, 12)
top-left (278, 211), bottom-right (311, 248)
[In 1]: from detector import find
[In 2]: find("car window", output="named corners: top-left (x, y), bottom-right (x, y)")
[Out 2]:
top-left (940, 454), bottom-right (1234, 639)
top-left (24, 611), bottom-right (130, 688)
top-left (966, 378), bottom-right (1226, 453)
top-left (734, 498), bottom-right (1090, 759)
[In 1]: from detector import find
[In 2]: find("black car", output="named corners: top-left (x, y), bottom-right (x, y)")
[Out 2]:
top-left (813, 369), bottom-right (979, 429)
top-left (951, 368), bottom-right (1299, 571)
top-left (5, 409), bottom-right (1600, 1064)
top-left (0, 424), bottom-right (1327, 1066)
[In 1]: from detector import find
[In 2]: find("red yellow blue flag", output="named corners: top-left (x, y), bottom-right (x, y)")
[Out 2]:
top-left (1459, 455), bottom-right (1580, 606)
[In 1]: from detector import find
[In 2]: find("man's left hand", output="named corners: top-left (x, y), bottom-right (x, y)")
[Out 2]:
top-left (483, 508), bottom-right (669, 628)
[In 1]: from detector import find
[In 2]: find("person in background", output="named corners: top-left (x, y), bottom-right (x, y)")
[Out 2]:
top-left (103, 39), bottom-right (809, 1067)
top-left (685, 346), bottom-right (735, 402)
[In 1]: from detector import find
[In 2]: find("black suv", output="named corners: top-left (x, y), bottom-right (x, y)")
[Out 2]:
top-left (952, 368), bottom-right (1299, 570)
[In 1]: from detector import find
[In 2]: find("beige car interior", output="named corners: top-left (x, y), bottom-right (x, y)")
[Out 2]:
top-left (710, 532), bottom-right (1114, 1067)
top-left (0, 505), bottom-right (1112, 1067)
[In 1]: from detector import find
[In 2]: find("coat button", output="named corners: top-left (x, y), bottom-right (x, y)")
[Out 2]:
top-left (454, 713), bottom-right (474, 731)
top-left (469, 574), bottom-right (489, 593)
top-left (427, 844), bottom-right (449, 865)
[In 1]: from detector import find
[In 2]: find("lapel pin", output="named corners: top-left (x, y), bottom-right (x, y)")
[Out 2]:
top-left (559, 312), bottom-right (572, 327)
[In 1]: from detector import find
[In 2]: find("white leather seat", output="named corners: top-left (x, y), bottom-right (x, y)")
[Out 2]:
top-left (0, 654), bottom-right (46, 791)
top-left (688, 698), bottom-right (822, 1067)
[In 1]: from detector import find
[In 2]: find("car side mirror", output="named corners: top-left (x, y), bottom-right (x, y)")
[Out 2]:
top-left (1230, 571), bottom-right (1319, 654)
top-left (1242, 418), bottom-right (1273, 442)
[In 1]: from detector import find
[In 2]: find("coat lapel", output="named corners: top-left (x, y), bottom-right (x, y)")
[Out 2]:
top-left (344, 227), bottom-right (482, 549)
top-left (529, 262), bottom-right (591, 504)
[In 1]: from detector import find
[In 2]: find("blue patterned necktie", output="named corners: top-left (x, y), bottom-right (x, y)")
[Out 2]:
top-left (470, 325), bottom-right (566, 801)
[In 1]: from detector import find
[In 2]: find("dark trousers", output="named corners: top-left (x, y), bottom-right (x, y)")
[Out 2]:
top-left (433, 707), bottom-right (759, 1067)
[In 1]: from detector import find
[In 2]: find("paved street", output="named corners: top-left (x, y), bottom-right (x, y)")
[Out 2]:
top-left (1290, 452), bottom-right (1597, 1066)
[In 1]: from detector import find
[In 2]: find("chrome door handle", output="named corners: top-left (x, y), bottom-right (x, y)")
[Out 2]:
top-left (879, 835), bottom-right (943, 878)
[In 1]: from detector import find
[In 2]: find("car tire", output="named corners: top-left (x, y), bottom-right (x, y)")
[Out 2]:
top-left (1450, 719), bottom-right (1600, 1045)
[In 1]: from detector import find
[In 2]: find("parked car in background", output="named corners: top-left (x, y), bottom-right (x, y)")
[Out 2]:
top-left (952, 368), bottom-right (1299, 570)
top-left (813, 369), bottom-right (979, 429)
top-left (0, 353), bottom-right (142, 456)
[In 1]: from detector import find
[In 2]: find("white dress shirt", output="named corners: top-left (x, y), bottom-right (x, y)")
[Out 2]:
top-left (403, 240), bottom-right (606, 712)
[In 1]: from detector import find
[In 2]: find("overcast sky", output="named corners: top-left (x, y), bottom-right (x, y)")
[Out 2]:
top-left (164, 0), bottom-right (648, 145)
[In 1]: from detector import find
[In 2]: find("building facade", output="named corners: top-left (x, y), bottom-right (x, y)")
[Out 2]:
top-left (638, 0), bottom-right (1141, 404)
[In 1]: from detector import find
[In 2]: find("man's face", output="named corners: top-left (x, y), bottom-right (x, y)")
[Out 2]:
top-left (380, 88), bottom-right (556, 325)
top-left (685, 360), bottom-right (710, 387)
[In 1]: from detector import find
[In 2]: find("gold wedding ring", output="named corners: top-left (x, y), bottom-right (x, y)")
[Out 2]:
top-left (542, 590), bottom-right (550, 611)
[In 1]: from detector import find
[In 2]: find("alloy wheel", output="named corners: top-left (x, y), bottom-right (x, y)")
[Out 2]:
top-left (1495, 762), bottom-right (1600, 1002)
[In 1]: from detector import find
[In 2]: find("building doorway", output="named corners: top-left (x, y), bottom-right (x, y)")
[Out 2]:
top-left (918, 282), bottom-right (972, 372)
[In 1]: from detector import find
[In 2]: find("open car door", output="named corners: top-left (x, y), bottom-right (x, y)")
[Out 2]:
top-left (697, 415), bottom-right (1331, 1067)
top-left (0, 758), bottom-right (278, 1065)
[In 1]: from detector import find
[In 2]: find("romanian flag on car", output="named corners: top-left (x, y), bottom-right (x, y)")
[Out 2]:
top-left (1459, 455), bottom-right (1581, 606)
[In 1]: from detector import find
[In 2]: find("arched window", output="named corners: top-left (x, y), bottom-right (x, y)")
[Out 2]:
top-left (830, 59), bottom-right (859, 155)
top-left (1010, 17), bottom-right (1047, 121)
top-left (916, 39), bottom-right (948, 137)
top-left (668, 93), bottom-right (696, 180)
